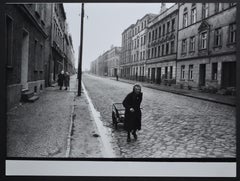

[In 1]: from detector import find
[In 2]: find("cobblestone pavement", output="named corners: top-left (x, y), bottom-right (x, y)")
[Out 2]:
top-left (82, 74), bottom-right (236, 158)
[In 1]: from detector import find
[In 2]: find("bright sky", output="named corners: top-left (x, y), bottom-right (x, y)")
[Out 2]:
top-left (63, 3), bottom-right (174, 71)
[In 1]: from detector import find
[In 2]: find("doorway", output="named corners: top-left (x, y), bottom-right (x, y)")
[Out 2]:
top-left (157, 67), bottom-right (161, 84)
top-left (151, 68), bottom-right (155, 83)
top-left (21, 29), bottom-right (29, 90)
top-left (221, 62), bottom-right (236, 88)
top-left (199, 64), bottom-right (206, 87)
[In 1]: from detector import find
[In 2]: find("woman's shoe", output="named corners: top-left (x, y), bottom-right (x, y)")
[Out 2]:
top-left (132, 132), bottom-right (137, 140)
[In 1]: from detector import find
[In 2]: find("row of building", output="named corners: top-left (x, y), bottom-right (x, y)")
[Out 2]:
top-left (4, 3), bottom-right (76, 110)
top-left (90, 3), bottom-right (236, 91)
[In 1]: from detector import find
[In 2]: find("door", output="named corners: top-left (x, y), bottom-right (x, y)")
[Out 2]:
top-left (221, 62), bottom-right (236, 88)
top-left (21, 30), bottom-right (29, 90)
top-left (199, 64), bottom-right (206, 87)
top-left (157, 67), bottom-right (162, 84)
top-left (151, 68), bottom-right (155, 83)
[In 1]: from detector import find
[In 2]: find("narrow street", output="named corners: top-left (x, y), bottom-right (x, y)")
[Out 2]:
top-left (82, 73), bottom-right (236, 158)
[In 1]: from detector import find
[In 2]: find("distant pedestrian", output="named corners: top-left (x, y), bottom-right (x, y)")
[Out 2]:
top-left (64, 72), bottom-right (70, 90)
top-left (116, 74), bottom-right (118, 81)
top-left (58, 70), bottom-right (65, 90)
top-left (122, 84), bottom-right (143, 142)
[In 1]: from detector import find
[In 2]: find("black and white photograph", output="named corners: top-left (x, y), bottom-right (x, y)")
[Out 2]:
top-left (3, 1), bottom-right (238, 178)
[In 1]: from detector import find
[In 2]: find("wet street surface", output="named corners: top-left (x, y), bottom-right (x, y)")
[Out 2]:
top-left (82, 74), bottom-right (236, 158)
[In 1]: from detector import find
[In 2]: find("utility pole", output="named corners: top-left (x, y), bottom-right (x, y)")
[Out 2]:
top-left (78, 3), bottom-right (84, 96)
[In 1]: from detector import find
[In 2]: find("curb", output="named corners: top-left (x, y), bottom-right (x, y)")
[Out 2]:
top-left (65, 104), bottom-right (75, 157)
top-left (109, 77), bottom-right (236, 107)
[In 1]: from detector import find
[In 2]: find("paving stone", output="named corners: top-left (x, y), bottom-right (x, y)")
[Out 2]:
top-left (83, 74), bottom-right (236, 158)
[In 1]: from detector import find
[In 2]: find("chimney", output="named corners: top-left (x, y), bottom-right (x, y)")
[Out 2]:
top-left (160, 3), bottom-right (167, 14)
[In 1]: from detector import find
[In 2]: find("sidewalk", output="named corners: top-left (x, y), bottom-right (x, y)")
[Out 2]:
top-left (7, 74), bottom-right (104, 157)
top-left (108, 76), bottom-right (236, 107)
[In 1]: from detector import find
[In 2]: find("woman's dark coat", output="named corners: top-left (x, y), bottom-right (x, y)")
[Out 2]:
top-left (122, 91), bottom-right (142, 131)
top-left (58, 73), bottom-right (65, 87)
top-left (64, 74), bottom-right (70, 87)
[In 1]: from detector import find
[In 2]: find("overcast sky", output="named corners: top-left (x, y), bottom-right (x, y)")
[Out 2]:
top-left (63, 3), bottom-right (174, 71)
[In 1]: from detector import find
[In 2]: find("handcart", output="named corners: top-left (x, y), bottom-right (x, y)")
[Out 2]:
top-left (112, 103), bottom-right (125, 129)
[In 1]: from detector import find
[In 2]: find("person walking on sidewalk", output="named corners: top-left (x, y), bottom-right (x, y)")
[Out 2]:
top-left (64, 72), bottom-right (70, 90)
top-left (58, 70), bottom-right (65, 90)
top-left (122, 84), bottom-right (143, 142)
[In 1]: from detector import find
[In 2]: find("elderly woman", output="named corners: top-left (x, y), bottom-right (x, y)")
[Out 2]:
top-left (58, 70), bottom-right (65, 90)
top-left (64, 72), bottom-right (70, 90)
top-left (122, 84), bottom-right (143, 142)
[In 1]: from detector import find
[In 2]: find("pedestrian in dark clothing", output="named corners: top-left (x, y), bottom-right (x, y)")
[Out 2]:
top-left (122, 84), bottom-right (143, 142)
top-left (58, 70), bottom-right (65, 90)
top-left (64, 72), bottom-right (70, 90)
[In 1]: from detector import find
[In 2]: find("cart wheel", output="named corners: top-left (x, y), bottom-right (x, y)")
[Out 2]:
top-left (112, 111), bottom-right (116, 125)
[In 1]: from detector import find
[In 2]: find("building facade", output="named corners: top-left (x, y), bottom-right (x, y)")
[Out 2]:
top-left (120, 24), bottom-right (134, 79)
top-left (146, 3), bottom-right (178, 85)
top-left (91, 46), bottom-right (121, 77)
top-left (90, 3), bottom-right (237, 92)
top-left (107, 46), bottom-right (121, 77)
top-left (177, 3), bottom-right (236, 90)
top-left (4, 3), bottom-right (76, 110)
top-left (5, 4), bottom-right (48, 110)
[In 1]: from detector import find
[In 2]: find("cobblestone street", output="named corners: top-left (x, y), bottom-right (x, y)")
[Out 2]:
top-left (82, 74), bottom-right (236, 158)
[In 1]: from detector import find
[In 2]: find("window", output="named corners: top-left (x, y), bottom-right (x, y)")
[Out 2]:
top-left (181, 65), bottom-right (185, 79)
top-left (215, 3), bottom-right (223, 13)
top-left (163, 24), bottom-right (165, 35)
top-left (182, 39), bottom-right (187, 53)
top-left (183, 8), bottom-right (188, 28)
top-left (214, 28), bottom-right (222, 47)
top-left (152, 30), bottom-right (154, 41)
top-left (143, 51), bottom-right (145, 60)
top-left (40, 44), bottom-right (44, 70)
top-left (154, 47), bottom-right (157, 57)
top-left (6, 16), bottom-right (13, 67)
top-left (202, 3), bottom-right (209, 19)
top-left (171, 18), bottom-right (175, 31)
top-left (151, 48), bottom-right (154, 58)
top-left (189, 36), bottom-right (195, 52)
top-left (34, 40), bottom-right (38, 70)
top-left (191, 6), bottom-right (197, 24)
top-left (162, 44), bottom-right (165, 56)
top-left (137, 38), bottom-right (139, 47)
top-left (188, 65), bottom-right (193, 80)
top-left (143, 35), bottom-right (146, 45)
top-left (212, 63), bottom-right (218, 80)
top-left (166, 43), bottom-right (169, 55)
top-left (200, 32), bottom-right (207, 49)
top-left (229, 23), bottom-right (236, 43)
top-left (170, 66), bottom-right (173, 79)
top-left (157, 46), bottom-right (161, 57)
top-left (165, 67), bottom-right (168, 79)
top-left (170, 41), bottom-right (175, 54)
top-left (149, 32), bottom-right (151, 42)
top-left (167, 21), bottom-right (170, 33)
top-left (156, 29), bottom-right (158, 39)
top-left (159, 26), bottom-right (161, 37)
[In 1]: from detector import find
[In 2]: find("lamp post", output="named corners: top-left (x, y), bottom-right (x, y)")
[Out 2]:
top-left (78, 3), bottom-right (84, 96)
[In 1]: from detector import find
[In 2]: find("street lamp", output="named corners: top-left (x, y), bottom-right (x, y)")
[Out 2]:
top-left (78, 3), bottom-right (84, 96)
